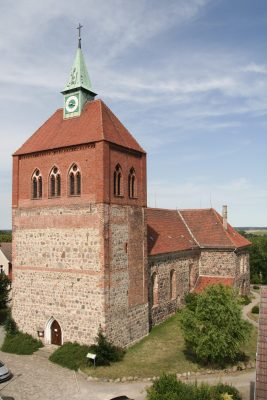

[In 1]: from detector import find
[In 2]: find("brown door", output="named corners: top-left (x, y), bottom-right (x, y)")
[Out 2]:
top-left (51, 320), bottom-right (62, 345)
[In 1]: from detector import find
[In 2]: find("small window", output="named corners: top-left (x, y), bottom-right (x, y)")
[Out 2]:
top-left (170, 270), bottom-right (176, 300)
top-left (128, 167), bottom-right (137, 198)
top-left (114, 164), bottom-right (123, 196)
top-left (152, 272), bottom-right (158, 306)
top-left (32, 169), bottom-right (42, 199)
top-left (49, 166), bottom-right (61, 198)
top-left (69, 164), bottom-right (81, 196)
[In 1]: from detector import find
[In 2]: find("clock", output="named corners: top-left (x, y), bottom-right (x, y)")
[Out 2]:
top-left (65, 95), bottom-right (79, 113)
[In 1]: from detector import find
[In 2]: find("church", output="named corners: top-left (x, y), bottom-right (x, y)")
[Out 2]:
top-left (11, 31), bottom-right (251, 347)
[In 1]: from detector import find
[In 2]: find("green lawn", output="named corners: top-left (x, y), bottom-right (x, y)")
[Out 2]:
top-left (83, 313), bottom-right (257, 379)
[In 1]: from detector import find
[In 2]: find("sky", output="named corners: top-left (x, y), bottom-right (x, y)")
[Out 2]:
top-left (1, 0), bottom-right (267, 229)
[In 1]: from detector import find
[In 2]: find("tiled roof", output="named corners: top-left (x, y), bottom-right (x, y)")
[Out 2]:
top-left (194, 276), bottom-right (234, 293)
top-left (255, 286), bottom-right (267, 400)
top-left (14, 99), bottom-right (145, 156)
top-left (147, 208), bottom-right (251, 256)
top-left (147, 208), bottom-right (198, 256)
top-left (0, 242), bottom-right (12, 262)
top-left (179, 208), bottom-right (251, 249)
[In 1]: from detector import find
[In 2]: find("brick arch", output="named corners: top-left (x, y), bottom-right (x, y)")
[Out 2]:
top-left (31, 168), bottom-right (42, 199)
top-left (170, 269), bottom-right (176, 300)
top-left (44, 316), bottom-right (63, 345)
top-left (151, 272), bottom-right (158, 306)
top-left (49, 165), bottom-right (61, 198)
top-left (114, 164), bottom-right (123, 196)
top-left (68, 163), bottom-right (82, 196)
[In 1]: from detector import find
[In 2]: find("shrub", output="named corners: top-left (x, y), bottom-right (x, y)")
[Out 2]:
top-left (1, 332), bottom-right (43, 355)
top-left (252, 305), bottom-right (259, 314)
top-left (184, 292), bottom-right (198, 311)
top-left (49, 342), bottom-right (90, 370)
top-left (88, 329), bottom-right (125, 366)
top-left (253, 285), bottom-right (260, 290)
top-left (0, 274), bottom-right (11, 309)
top-left (0, 309), bottom-right (9, 325)
top-left (240, 295), bottom-right (251, 305)
top-left (146, 374), bottom-right (242, 400)
top-left (180, 284), bottom-right (252, 366)
top-left (212, 383), bottom-right (242, 400)
top-left (4, 311), bottom-right (18, 335)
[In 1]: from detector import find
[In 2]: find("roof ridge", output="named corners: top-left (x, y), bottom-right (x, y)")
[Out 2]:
top-left (177, 210), bottom-right (200, 248)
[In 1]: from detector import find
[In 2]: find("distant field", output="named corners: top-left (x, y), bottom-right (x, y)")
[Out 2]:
top-left (237, 227), bottom-right (267, 236)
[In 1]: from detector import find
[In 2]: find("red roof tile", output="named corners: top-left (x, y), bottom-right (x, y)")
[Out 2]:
top-left (194, 276), bottom-right (234, 293)
top-left (147, 208), bottom-right (198, 256)
top-left (179, 208), bottom-right (251, 249)
top-left (14, 99), bottom-right (145, 156)
top-left (256, 286), bottom-right (267, 400)
top-left (0, 242), bottom-right (12, 262)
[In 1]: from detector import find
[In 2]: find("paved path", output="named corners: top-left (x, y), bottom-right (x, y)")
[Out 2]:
top-left (0, 326), bottom-right (5, 348)
top-left (242, 290), bottom-right (260, 328)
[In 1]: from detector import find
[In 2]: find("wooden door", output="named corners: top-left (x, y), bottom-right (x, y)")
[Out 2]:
top-left (51, 320), bottom-right (62, 345)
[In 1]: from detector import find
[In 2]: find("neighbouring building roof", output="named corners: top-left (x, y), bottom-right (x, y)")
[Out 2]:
top-left (0, 242), bottom-right (12, 262)
top-left (147, 208), bottom-right (250, 256)
top-left (193, 276), bottom-right (235, 293)
top-left (255, 286), bottom-right (267, 400)
top-left (14, 99), bottom-right (145, 156)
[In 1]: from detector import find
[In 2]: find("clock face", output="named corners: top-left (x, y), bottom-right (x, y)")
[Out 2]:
top-left (65, 95), bottom-right (79, 113)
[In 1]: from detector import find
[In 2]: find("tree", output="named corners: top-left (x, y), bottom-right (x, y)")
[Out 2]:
top-left (0, 273), bottom-right (11, 309)
top-left (180, 284), bottom-right (252, 366)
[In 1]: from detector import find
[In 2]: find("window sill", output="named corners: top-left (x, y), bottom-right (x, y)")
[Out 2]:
top-left (48, 196), bottom-right (61, 199)
top-left (68, 194), bottom-right (81, 197)
top-left (129, 196), bottom-right (138, 200)
top-left (114, 194), bottom-right (124, 198)
top-left (31, 197), bottom-right (42, 200)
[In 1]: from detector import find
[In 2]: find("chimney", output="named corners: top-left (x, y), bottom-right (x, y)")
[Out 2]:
top-left (222, 205), bottom-right (228, 230)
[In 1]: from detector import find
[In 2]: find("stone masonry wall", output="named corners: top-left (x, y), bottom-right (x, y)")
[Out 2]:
top-left (12, 204), bottom-right (106, 345)
top-left (12, 269), bottom-right (104, 344)
top-left (104, 204), bottom-right (149, 347)
top-left (148, 250), bottom-right (200, 327)
top-left (199, 250), bottom-right (237, 277)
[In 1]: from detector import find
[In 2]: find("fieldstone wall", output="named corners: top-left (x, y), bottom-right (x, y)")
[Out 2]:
top-left (148, 250), bottom-right (200, 327)
top-left (199, 250), bottom-right (237, 277)
top-left (12, 269), bottom-right (105, 344)
top-left (104, 204), bottom-right (149, 347)
top-left (235, 251), bottom-right (250, 294)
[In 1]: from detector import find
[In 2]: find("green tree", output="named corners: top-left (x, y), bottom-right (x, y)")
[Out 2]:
top-left (180, 285), bottom-right (252, 366)
top-left (0, 231), bottom-right (12, 242)
top-left (249, 236), bottom-right (267, 283)
top-left (0, 274), bottom-right (11, 309)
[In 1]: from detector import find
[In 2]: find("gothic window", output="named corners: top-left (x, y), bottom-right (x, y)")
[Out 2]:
top-left (128, 167), bottom-right (137, 198)
top-left (152, 272), bottom-right (158, 306)
top-left (32, 169), bottom-right (42, 199)
top-left (170, 269), bottom-right (176, 300)
top-left (49, 167), bottom-right (61, 197)
top-left (114, 164), bottom-right (123, 196)
top-left (69, 164), bottom-right (81, 196)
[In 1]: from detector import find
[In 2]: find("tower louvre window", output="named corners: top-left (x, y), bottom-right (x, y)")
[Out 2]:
top-left (128, 167), bottom-right (137, 198)
top-left (69, 164), bottom-right (81, 196)
top-left (114, 164), bottom-right (123, 196)
top-left (32, 169), bottom-right (42, 199)
top-left (49, 166), bottom-right (61, 198)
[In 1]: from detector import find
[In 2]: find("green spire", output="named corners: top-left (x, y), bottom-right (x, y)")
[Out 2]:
top-left (62, 24), bottom-right (97, 119)
top-left (63, 47), bottom-right (95, 93)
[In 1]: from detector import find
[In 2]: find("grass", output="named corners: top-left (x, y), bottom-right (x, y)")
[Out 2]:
top-left (1, 332), bottom-right (43, 355)
top-left (82, 313), bottom-right (258, 379)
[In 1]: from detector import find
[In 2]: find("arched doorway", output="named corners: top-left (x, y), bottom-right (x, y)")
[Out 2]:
top-left (51, 320), bottom-right (62, 345)
top-left (45, 317), bottom-right (62, 345)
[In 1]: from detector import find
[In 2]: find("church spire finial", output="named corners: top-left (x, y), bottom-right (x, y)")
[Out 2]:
top-left (77, 23), bottom-right (83, 49)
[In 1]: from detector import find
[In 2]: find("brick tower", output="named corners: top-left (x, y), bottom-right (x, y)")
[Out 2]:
top-left (12, 30), bottom-right (149, 346)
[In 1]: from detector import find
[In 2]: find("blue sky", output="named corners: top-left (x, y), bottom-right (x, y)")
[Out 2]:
top-left (1, 0), bottom-right (267, 228)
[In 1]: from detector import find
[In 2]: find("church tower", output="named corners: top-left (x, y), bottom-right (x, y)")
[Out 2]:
top-left (12, 27), bottom-right (149, 347)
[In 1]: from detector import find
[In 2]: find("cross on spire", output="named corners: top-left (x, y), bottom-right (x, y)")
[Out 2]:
top-left (77, 23), bottom-right (83, 48)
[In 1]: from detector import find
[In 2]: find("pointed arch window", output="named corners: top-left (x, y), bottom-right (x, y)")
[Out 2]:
top-left (170, 269), bottom-right (176, 300)
top-left (32, 169), bottom-right (42, 199)
top-left (128, 167), bottom-right (137, 198)
top-left (152, 272), bottom-right (159, 306)
top-left (49, 167), bottom-right (61, 198)
top-left (69, 164), bottom-right (81, 196)
top-left (114, 164), bottom-right (123, 197)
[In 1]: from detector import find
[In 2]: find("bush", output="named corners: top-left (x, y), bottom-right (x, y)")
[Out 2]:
top-left (184, 292), bottom-right (198, 311)
top-left (240, 295), bottom-right (251, 305)
top-left (146, 374), bottom-right (242, 400)
top-left (1, 332), bottom-right (43, 355)
top-left (49, 342), bottom-right (90, 370)
top-left (253, 285), bottom-right (260, 290)
top-left (0, 309), bottom-right (9, 325)
top-left (180, 285), bottom-right (252, 366)
top-left (252, 305), bottom-right (259, 314)
top-left (0, 274), bottom-right (11, 309)
top-left (4, 312), bottom-right (18, 335)
top-left (88, 329), bottom-right (125, 366)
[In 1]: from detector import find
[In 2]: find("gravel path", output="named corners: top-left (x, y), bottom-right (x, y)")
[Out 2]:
top-left (242, 289), bottom-right (260, 328)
